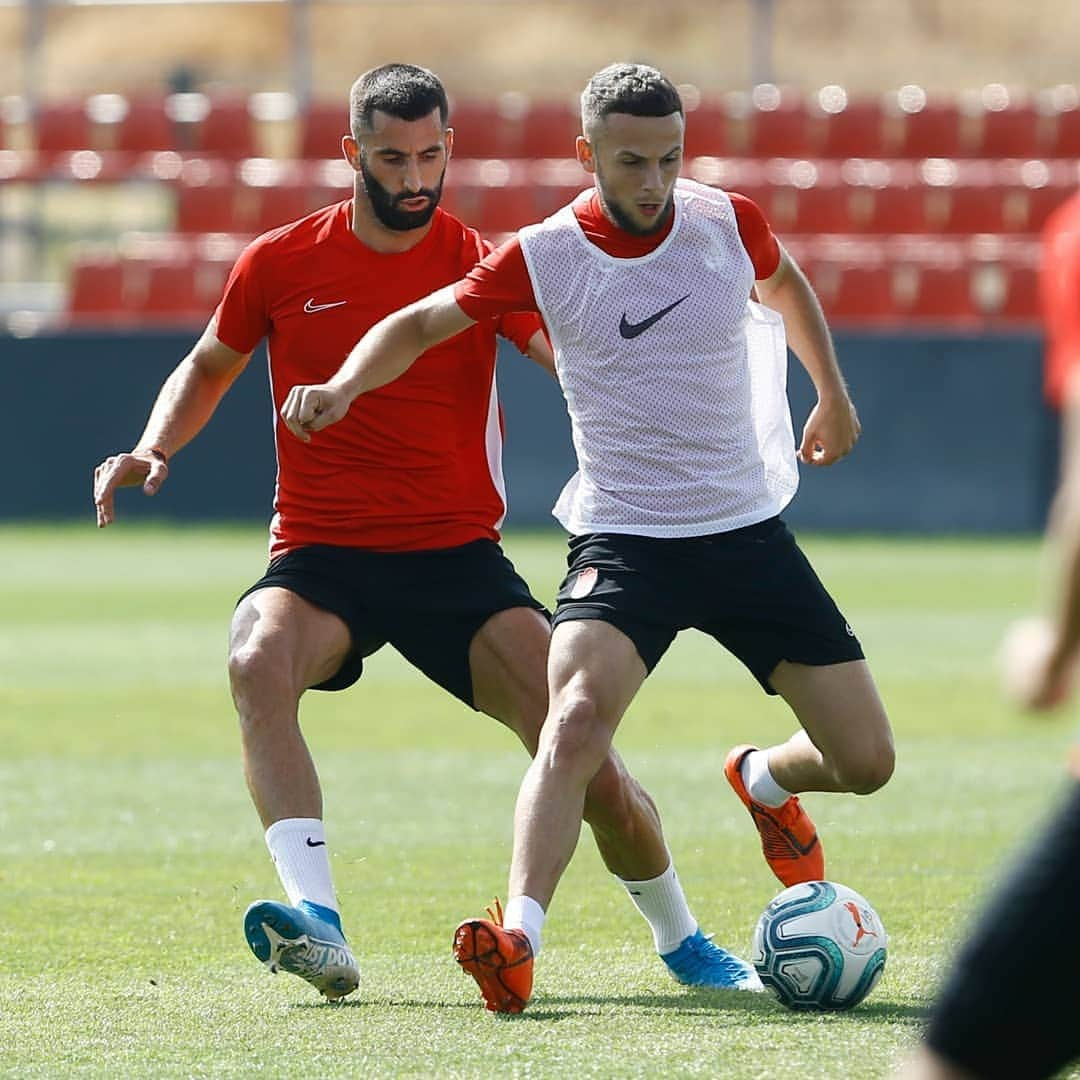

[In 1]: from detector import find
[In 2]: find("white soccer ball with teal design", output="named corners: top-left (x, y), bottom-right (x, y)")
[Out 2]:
top-left (751, 880), bottom-right (887, 1011)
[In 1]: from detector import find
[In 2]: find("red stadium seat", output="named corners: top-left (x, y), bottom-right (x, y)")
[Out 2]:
top-left (1036, 86), bottom-right (1080, 157)
top-left (448, 98), bottom-right (520, 159)
top-left (68, 257), bottom-right (128, 320)
top-left (519, 100), bottom-right (580, 158)
top-left (1025, 184), bottom-right (1072, 232)
top-left (884, 87), bottom-right (964, 158)
top-left (929, 184), bottom-right (1020, 235)
top-left (809, 89), bottom-right (886, 159)
top-left (968, 87), bottom-right (1040, 159)
top-left (851, 184), bottom-right (929, 233)
top-left (898, 264), bottom-right (979, 322)
top-left (176, 182), bottom-right (241, 233)
top-left (137, 259), bottom-right (203, 322)
top-left (770, 184), bottom-right (854, 236)
top-left (88, 94), bottom-right (174, 153)
top-left (34, 100), bottom-right (91, 153)
top-left (737, 86), bottom-right (812, 158)
top-left (298, 101), bottom-right (349, 160)
top-left (168, 93), bottom-right (256, 159)
top-left (246, 183), bottom-right (321, 233)
top-left (983, 262), bottom-right (1041, 323)
top-left (816, 263), bottom-right (896, 324)
top-left (683, 101), bottom-right (729, 158)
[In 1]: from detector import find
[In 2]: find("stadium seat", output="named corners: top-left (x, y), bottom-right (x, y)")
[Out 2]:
top-left (87, 94), bottom-right (175, 154)
top-left (519, 100), bottom-right (580, 158)
top-left (851, 184), bottom-right (929, 233)
top-left (816, 263), bottom-right (896, 324)
top-left (683, 100), bottom-right (729, 158)
top-left (176, 181), bottom-right (241, 233)
top-left (298, 101), bottom-right (349, 160)
top-left (68, 257), bottom-right (128, 321)
top-left (444, 183), bottom-right (536, 235)
top-left (967, 86), bottom-right (1040, 159)
top-left (246, 182), bottom-right (322, 233)
top-left (809, 88), bottom-right (886, 159)
top-left (34, 100), bottom-right (92, 153)
top-left (1036, 86), bottom-right (1080, 157)
top-left (771, 183), bottom-right (854, 235)
top-left (733, 85), bottom-right (812, 158)
top-left (168, 93), bottom-right (256, 159)
top-left (930, 183), bottom-right (1019, 235)
top-left (981, 262), bottom-right (1041, 323)
top-left (883, 87), bottom-right (965, 158)
top-left (898, 264), bottom-right (979, 322)
top-left (1025, 184), bottom-right (1073, 232)
top-left (137, 259), bottom-right (203, 322)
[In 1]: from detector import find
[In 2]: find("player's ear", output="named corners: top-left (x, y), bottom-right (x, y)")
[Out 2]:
top-left (576, 134), bottom-right (595, 174)
top-left (445, 125), bottom-right (454, 161)
top-left (343, 135), bottom-right (361, 171)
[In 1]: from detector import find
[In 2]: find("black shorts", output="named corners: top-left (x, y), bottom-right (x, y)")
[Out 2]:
top-left (924, 780), bottom-right (1080, 1079)
top-left (551, 517), bottom-right (864, 693)
top-left (237, 539), bottom-right (546, 706)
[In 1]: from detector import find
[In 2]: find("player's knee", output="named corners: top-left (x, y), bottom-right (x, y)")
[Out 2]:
top-left (541, 693), bottom-right (612, 777)
top-left (833, 739), bottom-right (895, 795)
top-left (228, 641), bottom-right (294, 704)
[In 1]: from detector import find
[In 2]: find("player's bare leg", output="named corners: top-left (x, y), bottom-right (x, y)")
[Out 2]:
top-left (724, 659), bottom-right (893, 886)
top-left (229, 587), bottom-right (360, 999)
top-left (458, 617), bottom-right (759, 1011)
top-left (767, 659), bottom-right (894, 796)
top-left (469, 607), bottom-right (668, 881)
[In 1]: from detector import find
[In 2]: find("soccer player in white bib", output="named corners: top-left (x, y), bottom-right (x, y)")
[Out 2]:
top-left (281, 62), bottom-right (895, 1014)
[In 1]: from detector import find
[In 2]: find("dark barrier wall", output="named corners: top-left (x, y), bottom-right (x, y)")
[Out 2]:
top-left (1, 329), bottom-right (1056, 532)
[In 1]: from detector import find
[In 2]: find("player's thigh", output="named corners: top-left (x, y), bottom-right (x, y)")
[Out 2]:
top-left (770, 659), bottom-right (894, 787)
top-left (469, 606), bottom-right (551, 752)
top-left (230, 586), bottom-right (353, 693)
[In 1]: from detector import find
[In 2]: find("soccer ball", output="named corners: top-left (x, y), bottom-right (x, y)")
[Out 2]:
top-left (751, 880), bottom-right (887, 1011)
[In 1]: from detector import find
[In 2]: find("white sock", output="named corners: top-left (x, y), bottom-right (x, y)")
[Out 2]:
top-left (620, 861), bottom-right (698, 955)
top-left (264, 817), bottom-right (340, 914)
top-left (503, 895), bottom-right (546, 956)
top-left (740, 749), bottom-right (793, 808)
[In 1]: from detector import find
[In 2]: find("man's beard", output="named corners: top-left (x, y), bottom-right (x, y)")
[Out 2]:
top-left (359, 155), bottom-right (445, 231)
top-left (594, 164), bottom-right (674, 236)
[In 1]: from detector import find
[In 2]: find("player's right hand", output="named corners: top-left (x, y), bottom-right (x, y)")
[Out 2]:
top-left (92, 449), bottom-right (169, 528)
top-left (280, 384), bottom-right (351, 442)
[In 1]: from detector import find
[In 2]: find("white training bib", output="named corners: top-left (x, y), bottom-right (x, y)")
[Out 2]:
top-left (519, 178), bottom-right (798, 538)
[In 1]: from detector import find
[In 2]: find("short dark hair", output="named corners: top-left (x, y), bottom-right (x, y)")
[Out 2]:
top-left (349, 63), bottom-right (449, 138)
top-left (581, 63), bottom-right (683, 138)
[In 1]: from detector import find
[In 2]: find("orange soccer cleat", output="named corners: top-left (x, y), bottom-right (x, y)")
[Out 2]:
top-left (724, 744), bottom-right (825, 887)
top-left (452, 898), bottom-right (534, 1014)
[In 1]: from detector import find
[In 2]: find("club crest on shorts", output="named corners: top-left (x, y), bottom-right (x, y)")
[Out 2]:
top-left (569, 566), bottom-right (598, 599)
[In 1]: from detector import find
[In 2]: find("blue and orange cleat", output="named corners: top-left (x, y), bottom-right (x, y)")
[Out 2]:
top-left (452, 898), bottom-right (533, 1014)
top-left (662, 929), bottom-right (763, 991)
top-left (244, 899), bottom-right (359, 1001)
top-left (724, 744), bottom-right (825, 887)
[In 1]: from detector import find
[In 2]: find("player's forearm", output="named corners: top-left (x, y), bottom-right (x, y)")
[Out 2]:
top-left (760, 264), bottom-right (848, 402)
top-left (329, 308), bottom-right (428, 401)
top-left (136, 355), bottom-right (239, 457)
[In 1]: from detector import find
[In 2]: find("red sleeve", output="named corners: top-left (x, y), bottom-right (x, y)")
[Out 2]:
top-left (729, 192), bottom-right (781, 280)
top-left (214, 240), bottom-right (270, 354)
top-left (454, 237), bottom-right (540, 322)
top-left (1043, 197), bottom-right (1080, 408)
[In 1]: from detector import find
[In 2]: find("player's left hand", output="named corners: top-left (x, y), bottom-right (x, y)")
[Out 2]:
top-left (280, 383), bottom-right (351, 442)
top-left (999, 616), bottom-right (1076, 712)
top-left (798, 394), bottom-right (861, 466)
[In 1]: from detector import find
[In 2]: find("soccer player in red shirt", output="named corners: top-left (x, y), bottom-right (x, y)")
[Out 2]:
top-left (92, 64), bottom-right (756, 1004)
top-left (282, 63), bottom-right (894, 1014)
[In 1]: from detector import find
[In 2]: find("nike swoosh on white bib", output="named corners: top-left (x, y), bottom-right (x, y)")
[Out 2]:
top-left (304, 299), bottom-right (347, 313)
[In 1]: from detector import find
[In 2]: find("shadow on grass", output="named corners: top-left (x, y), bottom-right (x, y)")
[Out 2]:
top-left (289, 989), bottom-right (927, 1024)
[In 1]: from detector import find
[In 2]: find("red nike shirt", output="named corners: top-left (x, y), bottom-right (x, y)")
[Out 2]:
top-left (453, 188), bottom-right (780, 318)
top-left (215, 200), bottom-right (542, 556)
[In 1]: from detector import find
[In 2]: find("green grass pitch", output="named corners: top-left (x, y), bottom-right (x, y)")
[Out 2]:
top-left (2, 523), bottom-right (1077, 1078)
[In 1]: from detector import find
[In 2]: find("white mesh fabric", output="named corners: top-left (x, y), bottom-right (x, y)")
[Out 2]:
top-left (520, 178), bottom-right (798, 537)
